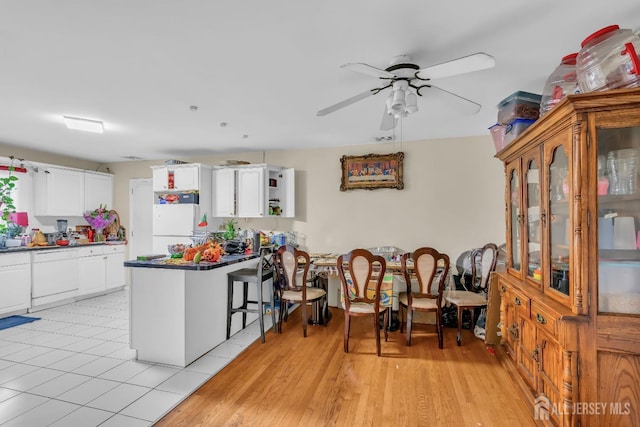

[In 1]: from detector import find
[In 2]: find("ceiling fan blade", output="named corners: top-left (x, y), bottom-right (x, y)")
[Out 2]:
top-left (341, 63), bottom-right (395, 78)
top-left (416, 52), bottom-right (495, 80)
top-left (428, 85), bottom-right (482, 114)
top-left (317, 89), bottom-right (376, 116)
top-left (380, 107), bottom-right (396, 131)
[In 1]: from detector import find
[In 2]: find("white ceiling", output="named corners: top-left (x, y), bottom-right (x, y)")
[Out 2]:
top-left (1, 1), bottom-right (639, 163)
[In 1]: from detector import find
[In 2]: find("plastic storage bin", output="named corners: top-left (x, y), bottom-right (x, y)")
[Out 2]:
top-left (497, 91), bottom-right (542, 124)
top-left (179, 193), bottom-right (199, 204)
top-left (489, 123), bottom-right (507, 153)
top-left (504, 118), bottom-right (536, 145)
top-left (540, 53), bottom-right (580, 118)
top-left (577, 25), bottom-right (640, 93)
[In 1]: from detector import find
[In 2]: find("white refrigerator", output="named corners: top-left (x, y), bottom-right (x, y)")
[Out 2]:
top-left (152, 204), bottom-right (201, 254)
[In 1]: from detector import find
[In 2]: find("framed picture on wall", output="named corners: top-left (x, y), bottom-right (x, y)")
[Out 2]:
top-left (340, 152), bottom-right (404, 191)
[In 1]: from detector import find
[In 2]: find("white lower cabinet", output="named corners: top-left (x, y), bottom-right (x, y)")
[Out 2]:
top-left (0, 245), bottom-right (128, 314)
top-left (0, 252), bottom-right (31, 316)
top-left (79, 246), bottom-right (106, 295)
top-left (31, 249), bottom-right (80, 308)
top-left (105, 245), bottom-right (126, 290)
top-left (78, 245), bottom-right (126, 296)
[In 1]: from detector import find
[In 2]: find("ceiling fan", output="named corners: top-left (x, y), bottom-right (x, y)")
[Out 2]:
top-left (317, 52), bottom-right (496, 130)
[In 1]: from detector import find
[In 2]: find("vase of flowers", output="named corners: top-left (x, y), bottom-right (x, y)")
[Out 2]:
top-left (83, 205), bottom-right (115, 242)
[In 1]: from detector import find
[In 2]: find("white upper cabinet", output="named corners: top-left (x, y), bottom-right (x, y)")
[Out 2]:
top-left (212, 164), bottom-right (295, 218)
top-left (152, 167), bottom-right (169, 191)
top-left (34, 167), bottom-right (85, 216)
top-left (84, 172), bottom-right (114, 211)
top-left (151, 164), bottom-right (213, 224)
top-left (273, 167), bottom-right (295, 218)
top-left (212, 168), bottom-right (236, 217)
top-left (152, 164), bottom-right (201, 192)
top-left (237, 167), bottom-right (265, 218)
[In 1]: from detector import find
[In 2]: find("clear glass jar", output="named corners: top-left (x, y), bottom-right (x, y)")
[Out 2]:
top-left (576, 25), bottom-right (640, 93)
top-left (540, 53), bottom-right (580, 117)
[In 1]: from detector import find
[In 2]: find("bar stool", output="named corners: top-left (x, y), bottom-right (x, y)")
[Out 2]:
top-left (226, 250), bottom-right (276, 343)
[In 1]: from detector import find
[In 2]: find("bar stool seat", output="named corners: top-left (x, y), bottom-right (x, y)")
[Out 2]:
top-left (226, 252), bottom-right (275, 343)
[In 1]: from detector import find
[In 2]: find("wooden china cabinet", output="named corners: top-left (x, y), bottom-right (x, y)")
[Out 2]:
top-left (496, 88), bottom-right (640, 427)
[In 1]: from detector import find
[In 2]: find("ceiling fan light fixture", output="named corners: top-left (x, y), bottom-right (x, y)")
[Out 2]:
top-left (391, 88), bottom-right (405, 113)
top-left (63, 116), bottom-right (104, 133)
top-left (405, 92), bottom-right (418, 114)
top-left (385, 93), bottom-right (394, 115)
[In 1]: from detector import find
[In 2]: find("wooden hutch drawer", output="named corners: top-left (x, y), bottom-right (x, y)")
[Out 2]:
top-left (531, 301), bottom-right (557, 337)
top-left (499, 281), bottom-right (509, 296)
top-left (510, 287), bottom-right (531, 316)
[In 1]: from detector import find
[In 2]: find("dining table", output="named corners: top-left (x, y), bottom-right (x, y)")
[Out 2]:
top-left (307, 253), bottom-right (448, 309)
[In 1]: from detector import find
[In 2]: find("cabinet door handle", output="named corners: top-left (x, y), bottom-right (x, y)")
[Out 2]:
top-left (514, 297), bottom-right (521, 306)
top-left (540, 212), bottom-right (546, 225)
top-left (536, 313), bottom-right (546, 324)
top-left (532, 346), bottom-right (539, 362)
top-left (501, 285), bottom-right (506, 293)
top-left (509, 323), bottom-right (519, 339)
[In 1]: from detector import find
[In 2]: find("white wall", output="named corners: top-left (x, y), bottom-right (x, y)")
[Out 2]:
top-left (107, 134), bottom-right (506, 262)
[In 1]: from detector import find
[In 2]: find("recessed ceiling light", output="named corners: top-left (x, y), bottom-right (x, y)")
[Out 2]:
top-left (121, 155), bottom-right (143, 160)
top-left (189, 105), bottom-right (198, 111)
top-left (63, 116), bottom-right (104, 133)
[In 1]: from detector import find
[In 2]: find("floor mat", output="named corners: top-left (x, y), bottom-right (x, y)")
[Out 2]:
top-left (0, 315), bottom-right (40, 331)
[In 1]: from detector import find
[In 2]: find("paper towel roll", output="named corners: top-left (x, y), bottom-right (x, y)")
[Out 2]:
top-left (614, 217), bottom-right (637, 249)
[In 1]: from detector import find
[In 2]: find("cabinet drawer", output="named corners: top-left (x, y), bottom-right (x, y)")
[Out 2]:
top-left (510, 287), bottom-right (531, 316)
top-left (499, 281), bottom-right (509, 296)
top-left (103, 245), bottom-right (125, 255)
top-left (32, 249), bottom-right (79, 263)
top-left (78, 245), bottom-right (108, 257)
top-left (0, 252), bottom-right (30, 267)
top-left (531, 301), bottom-right (557, 337)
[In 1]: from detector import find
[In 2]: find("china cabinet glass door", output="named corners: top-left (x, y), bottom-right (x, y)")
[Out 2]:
top-left (507, 163), bottom-right (522, 273)
top-left (524, 153), bottom-right (542, 288)
top-left (546, 143), bottom-right (571, 297)
top-left (597, 126), bottom-right (640, 315)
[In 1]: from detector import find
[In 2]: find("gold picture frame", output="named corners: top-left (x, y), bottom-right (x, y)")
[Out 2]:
top-left (340, 152), bottom-right (404, 191)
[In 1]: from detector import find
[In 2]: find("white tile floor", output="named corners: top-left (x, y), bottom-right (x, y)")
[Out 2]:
top-left (0, 288), bottom-right (266, 426)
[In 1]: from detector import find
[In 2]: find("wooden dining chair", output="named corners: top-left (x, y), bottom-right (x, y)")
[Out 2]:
top-left (273, 245), bottom-right (326, 337)
top-left (398, 247), bottom-right (450, 348)
top-left (336, 249), bottom-right (389, 356)
top-left (445, 242), bottom-right (498, 346)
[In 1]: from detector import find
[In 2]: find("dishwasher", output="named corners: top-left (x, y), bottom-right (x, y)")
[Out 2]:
top-left (31, 249), bottom-right (80, 303)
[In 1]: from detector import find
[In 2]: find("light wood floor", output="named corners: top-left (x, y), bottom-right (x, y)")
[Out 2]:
top-left (156, 309), bottom-right (536, 426)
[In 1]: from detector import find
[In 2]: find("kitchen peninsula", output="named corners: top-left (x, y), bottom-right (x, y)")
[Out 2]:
top-left (125, 253), bottom-right (262, 367)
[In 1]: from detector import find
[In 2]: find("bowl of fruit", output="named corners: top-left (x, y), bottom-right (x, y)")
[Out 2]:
top-left (167, 243), bottom-right (187, 255)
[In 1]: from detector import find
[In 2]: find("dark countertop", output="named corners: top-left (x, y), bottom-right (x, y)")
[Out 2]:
top-left (124, 253), bottom-right (259, 271)
top-left (0, 241), bottom-right (126, 254)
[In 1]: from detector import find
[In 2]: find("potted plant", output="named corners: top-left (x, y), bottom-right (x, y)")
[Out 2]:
top-left (0, 165), bottom-right (19, 237)
top-left (223, 218), bottom-right (237, 240)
